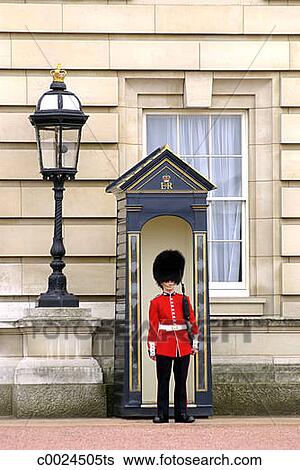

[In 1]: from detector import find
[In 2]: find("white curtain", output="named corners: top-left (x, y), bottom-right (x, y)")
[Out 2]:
top-left (210, 202), bottom-right (242, 282)
top-left (179, 115), bottom-right (209, 176)
top-left (212, 115), bottom-right (241, 155)
top-left (146, 114), bottom-right (242, 283)
top-left (146, 115), bottom-right (177, 154)
top-left (210, 116), bottom-right (242, 282)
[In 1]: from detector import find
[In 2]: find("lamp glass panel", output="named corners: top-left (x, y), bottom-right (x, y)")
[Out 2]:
top-left (62, 95), bottom-right (80, 110)
top-left (39, 127), bottom-right (60, 169)
top-left (39, 94), bottom-right (59, 111)
top-left (61, 128), bottom-right (80, 169)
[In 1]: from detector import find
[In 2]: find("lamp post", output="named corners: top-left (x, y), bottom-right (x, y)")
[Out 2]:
top-left (29, 65), bottom-right (88, 307)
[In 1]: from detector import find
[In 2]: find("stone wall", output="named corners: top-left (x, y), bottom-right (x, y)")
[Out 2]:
top-left (211, 318), bottom-right (300, 415)
top-left (0, 315), bottom-right (114, 418)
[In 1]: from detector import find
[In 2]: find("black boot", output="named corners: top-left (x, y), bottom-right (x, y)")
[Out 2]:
top-left (175, 414), bottom-right (195, 423)
top-left (153, 416), bottom-right (169, 423)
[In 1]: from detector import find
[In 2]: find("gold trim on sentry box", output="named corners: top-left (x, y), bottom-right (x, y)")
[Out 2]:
top-left (136, 233), bottom-right (141, 392)
top-left (194, 232), bottom-right (208, 392)
top-left (128, 233), bottom-right (141, 392)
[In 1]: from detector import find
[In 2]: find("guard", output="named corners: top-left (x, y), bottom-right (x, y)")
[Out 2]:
top-left (147, 250), bottom-right (199, 423)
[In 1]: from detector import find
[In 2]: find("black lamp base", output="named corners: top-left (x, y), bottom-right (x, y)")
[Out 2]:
top-left (37, 292), bottom-right (79, 308)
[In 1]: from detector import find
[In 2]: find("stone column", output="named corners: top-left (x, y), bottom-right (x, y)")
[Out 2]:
top-left (14, 308), bottom-right (106, 418)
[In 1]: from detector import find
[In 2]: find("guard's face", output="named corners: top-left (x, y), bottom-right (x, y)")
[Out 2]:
top-left (161, 280), bottom-right (176, 292)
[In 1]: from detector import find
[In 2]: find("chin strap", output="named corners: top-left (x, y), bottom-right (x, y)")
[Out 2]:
top-left (181, 280), bottom-right (185, 296)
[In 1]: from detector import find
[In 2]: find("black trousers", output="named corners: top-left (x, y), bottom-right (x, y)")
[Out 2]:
top-left (156, 353), bottom-right (190, 419)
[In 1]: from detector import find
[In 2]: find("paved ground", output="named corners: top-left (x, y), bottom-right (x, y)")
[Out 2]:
top-left (0, 417), bottom-right (299, 450)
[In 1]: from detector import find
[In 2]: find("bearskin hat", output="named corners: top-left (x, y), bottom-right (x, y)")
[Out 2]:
top-left (152, 249), bottom-right (185, 287)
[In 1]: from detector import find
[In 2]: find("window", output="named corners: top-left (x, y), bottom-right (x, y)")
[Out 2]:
top-left (145, 112), bottom-right (248, 296)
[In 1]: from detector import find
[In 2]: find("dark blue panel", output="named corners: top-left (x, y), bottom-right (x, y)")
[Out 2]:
top-left (127, 193), bottom-right (208, 232)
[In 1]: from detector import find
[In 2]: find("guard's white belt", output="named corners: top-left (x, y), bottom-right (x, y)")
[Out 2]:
top-left (159, 324), bottom-right (187, 331)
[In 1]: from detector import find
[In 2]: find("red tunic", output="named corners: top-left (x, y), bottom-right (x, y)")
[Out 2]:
top-left (147, 292), bottom-right (199, 358)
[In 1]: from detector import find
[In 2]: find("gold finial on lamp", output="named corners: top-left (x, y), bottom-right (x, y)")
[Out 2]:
top-left (50, 64), bottom-right (67, 83)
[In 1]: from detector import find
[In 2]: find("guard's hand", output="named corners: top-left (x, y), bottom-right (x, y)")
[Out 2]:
top-left (192, 348), bottom-right (198, 355)
top-left (148, 349), bottom-right (156, 361)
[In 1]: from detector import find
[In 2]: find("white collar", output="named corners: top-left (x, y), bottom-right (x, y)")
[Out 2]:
top-left (162, 291), bottom-right (176, 296)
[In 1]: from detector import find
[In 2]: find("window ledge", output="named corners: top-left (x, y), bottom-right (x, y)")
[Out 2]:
top-left (210, 297), bottom-right (267, 304)
top-left (210, 297), bottom-right (267, 316)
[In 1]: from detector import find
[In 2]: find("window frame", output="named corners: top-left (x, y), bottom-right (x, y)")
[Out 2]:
top-left (143, 109), bottom-right (249, 298)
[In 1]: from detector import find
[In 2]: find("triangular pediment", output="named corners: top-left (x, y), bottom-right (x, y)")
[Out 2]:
top-left (106, 146), bottom-right (216, 194)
